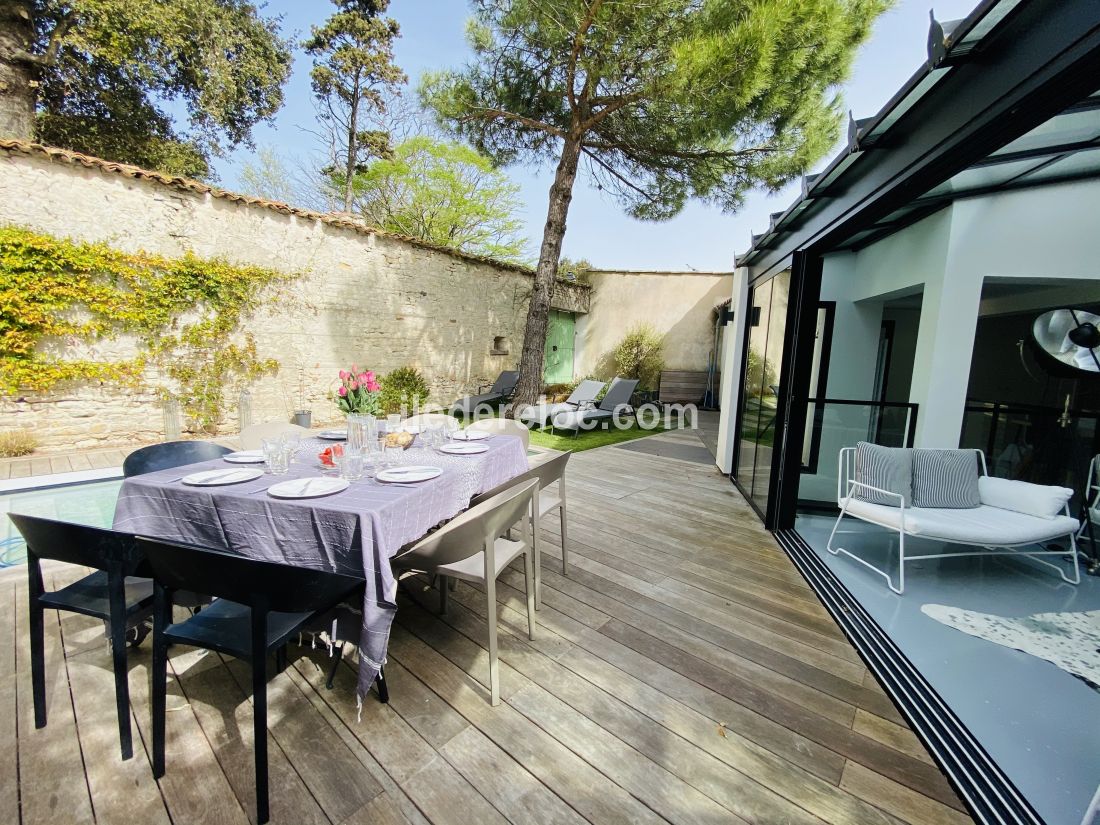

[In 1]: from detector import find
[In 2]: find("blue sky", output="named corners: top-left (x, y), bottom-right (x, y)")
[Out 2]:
top-left (215, 0), bottom-right (978, 271)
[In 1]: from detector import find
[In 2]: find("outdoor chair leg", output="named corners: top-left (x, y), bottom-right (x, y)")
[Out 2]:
top-left (27, 556), bottom-right (47, 731)
top-left (559, 506), bottom-right (569, 576)
top-left (439, 575), bottom-right (448, 615)
top-left (251, 610), bottom-right (270, 825)
top-left (531, 498), bottom-right (542, 610)
top-left (151, 586), bottom-right (171, 779)
top-left (107, 572), bottom-right (134, 760)
top-left (485, 576), bottom-right (500, 706)
top-left (375, 667), bottom-right (389, 704)
top-left (325, 643), bottom-right (346, 689)
top-left (522, 550), bottom-right (536, 641)
top-left (1086, 517), bottom-right (1100, 575)
top-left (275, 644), bottom-right (287, 674)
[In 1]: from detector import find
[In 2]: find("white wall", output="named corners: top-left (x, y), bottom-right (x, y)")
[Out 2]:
top-left (715, 269), bottom-right (750, 473)
top-left (575, 269), bottom-right (733, 379)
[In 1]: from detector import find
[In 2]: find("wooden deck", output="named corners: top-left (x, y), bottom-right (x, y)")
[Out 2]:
top-left (0, 446), bottom-right (130, 480)
top-left (0, 429), bottom-right (971, 825)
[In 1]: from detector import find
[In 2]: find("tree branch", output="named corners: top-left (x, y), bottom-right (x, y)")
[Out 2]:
top-left (12, 10), bottom-right (77, 68)
top-left (582, 138), bottom-right (774, 161)
top-left (581, 147), bottom-right (657, 203)
top-left (580, 92), bottom-right (645, 131)
top-left (565, 0), bottom-right (603, 112)
top-left (460, 107), bottom-right (566, 138)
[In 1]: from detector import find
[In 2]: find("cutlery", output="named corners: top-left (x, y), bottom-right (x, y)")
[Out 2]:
top-left (248, 485), bottom-right (274, 495)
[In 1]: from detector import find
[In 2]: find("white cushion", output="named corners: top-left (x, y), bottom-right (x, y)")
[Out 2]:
top-left (977, 476), bottom-right (1073, 520)
top-left (845, 498), bottom-right (1078, 545)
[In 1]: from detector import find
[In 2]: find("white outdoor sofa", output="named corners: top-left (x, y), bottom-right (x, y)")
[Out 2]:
top-left (827, 446), bottom-right (1081, 594)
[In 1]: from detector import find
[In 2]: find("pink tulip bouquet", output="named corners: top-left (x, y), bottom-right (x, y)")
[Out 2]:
top-left (334, 365), bottom-right (382, 416)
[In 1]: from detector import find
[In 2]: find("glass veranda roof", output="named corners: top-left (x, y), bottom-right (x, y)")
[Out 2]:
top-left (839, 85), bottom-right (1100, 250)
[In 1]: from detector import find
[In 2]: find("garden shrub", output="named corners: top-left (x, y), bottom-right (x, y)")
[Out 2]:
top-left (0, 428), bottom-right (37, 457)
top-left (380, 366), bottom-right (429, 414)
top-left (613, 325), bottom-right (664, 390)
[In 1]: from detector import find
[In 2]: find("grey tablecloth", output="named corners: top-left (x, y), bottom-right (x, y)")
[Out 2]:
top-left (112, 435), bottom-right (528, 700)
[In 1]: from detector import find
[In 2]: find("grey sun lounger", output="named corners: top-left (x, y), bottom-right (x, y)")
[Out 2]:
top-left (451, 370), bottom-right (521, 415)
top-left (518, 379), bottom-right (606, 428)
top-left (551, 377), bottom-right (639, 433)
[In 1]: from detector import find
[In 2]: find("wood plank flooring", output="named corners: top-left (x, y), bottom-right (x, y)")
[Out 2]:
top-left (0, 447), bottom-right (128, 480)
top-left (2, 429), bottom-right (972, 825)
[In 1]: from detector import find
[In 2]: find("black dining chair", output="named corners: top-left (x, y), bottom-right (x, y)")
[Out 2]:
top-left (122, 440), bottom-right (233, 477)
top-left (8, 514), bottom-right (154, 760)
top-left (137, 537), bottom-right (368, 825)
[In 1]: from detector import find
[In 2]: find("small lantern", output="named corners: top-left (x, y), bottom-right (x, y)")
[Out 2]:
top-left (239, 388), bottom-right (253, 432)
top-left (162, 398), bottom-right (182, 440)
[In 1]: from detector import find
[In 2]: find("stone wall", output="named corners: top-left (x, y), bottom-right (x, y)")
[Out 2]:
top-left (0, 145), bottom-right (590, 449)
top-left (577, 269), bottom-right (733, 379)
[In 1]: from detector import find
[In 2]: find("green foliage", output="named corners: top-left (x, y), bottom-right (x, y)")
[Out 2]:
top-left (239, 147), bottom-right (304, 206)
top-left (614, 325), bottom-right (665, 391)
top-left (379, 366), bottom-right (429, 415)
top-left (28, 0), bottom-right (293, 177)
top-left (351, 136), bottom-right (529, 262)
top-left (423, 0), bottom-right (889, 219)
top-left (745, 348), bottom-right (777, 398)
top-left (557, 257), bottom-right (593, 284)
top-left (0, 428), bottom-right (37, 457)
top-left (306, 0), bottom-right (406, 210)
top-left (0, 226), bottom-right (286, 433)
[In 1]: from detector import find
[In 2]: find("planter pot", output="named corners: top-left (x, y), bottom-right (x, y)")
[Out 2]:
top-left (292, 410), bottom-right (312, 428)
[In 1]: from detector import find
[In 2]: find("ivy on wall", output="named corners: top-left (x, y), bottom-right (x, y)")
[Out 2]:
top-left (0, 226), bottom-right (288, 433)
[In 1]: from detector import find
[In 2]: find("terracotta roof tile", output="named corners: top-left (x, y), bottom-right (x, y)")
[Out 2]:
top-left (0, 139), bottom-right (576, 281)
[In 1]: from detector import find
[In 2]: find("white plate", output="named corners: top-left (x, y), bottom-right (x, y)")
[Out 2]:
top-left (267, 477), bottom-right (349, 499)
top-left (439, 443), bottom-right (489, 455)
top-left (452, 430), bottom-right (490, 441)
top-left (223, 450), bottom-right (265, 464)
top-left (376, 465), bottom-right (442, 484)
top-left (319, 429), bottom-right (347, 440)
top-left (182, 468), bottom-right (264, 486)
top-left (399, 424), bottom-right (421, 434)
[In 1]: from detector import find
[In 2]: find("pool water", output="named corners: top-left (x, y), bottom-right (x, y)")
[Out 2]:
top-left (0, 480), bottom-right (123, 567)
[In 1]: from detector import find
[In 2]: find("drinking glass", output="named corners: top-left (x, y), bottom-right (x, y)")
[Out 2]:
top-left (386, 414), bottom-right (401, 432)
top-left (262, 438), bottom-right (290, 475)
top-left (384, 444), bottom-right (404, 468)
top-left (339, 447), bottom-right (364, 481)
top-left (346, 414), bottom-right (364, 451)
top-left (281, 430), bottom-right (302, 460)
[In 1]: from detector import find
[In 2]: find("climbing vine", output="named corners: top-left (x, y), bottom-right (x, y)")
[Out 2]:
top-left (0, 226), bottom-right (289, 433)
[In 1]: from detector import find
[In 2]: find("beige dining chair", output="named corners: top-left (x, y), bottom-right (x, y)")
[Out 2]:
top-left (392, 478), bottom-right (538, 705)
top-left (240, 421), bottom-right (310, 450)
top-left (401, 412), bottom-right (460, 432)
top-left (466, 417), bottom-right (530, 451)
top-left (471, 451), bottom-right (570, 609)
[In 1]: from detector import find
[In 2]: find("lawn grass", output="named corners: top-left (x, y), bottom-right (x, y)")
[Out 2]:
top-left (527, 422), bottom-right (666, 452)
top-left (456, 411), bottom-right (666, 453)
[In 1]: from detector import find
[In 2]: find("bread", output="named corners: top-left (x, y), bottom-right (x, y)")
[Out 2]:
top-left (383, 431), bottom-right (415, 449)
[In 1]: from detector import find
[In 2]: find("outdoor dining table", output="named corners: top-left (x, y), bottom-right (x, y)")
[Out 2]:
top-left (112, 434), bottom-right (529, 702)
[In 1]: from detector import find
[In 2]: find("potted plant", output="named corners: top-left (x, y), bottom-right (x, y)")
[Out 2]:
top-left (334, 365), bottom-right (382, 417)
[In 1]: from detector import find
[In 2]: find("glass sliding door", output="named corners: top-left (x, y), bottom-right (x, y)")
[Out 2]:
top-left (734, 271), bottom-right (791, 514)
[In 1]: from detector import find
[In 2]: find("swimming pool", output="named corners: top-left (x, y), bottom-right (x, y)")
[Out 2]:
top-left (0, 480), bottom-right (123, 566)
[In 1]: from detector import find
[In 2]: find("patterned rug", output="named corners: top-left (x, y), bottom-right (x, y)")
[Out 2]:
top-left (921, 604), bottom-right (1100, 691)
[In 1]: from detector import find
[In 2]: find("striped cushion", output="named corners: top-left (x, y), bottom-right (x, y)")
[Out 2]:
top-left (853, 442), bottom-right (911, 507)
top-left (911, 449), bottom-right (981, 508)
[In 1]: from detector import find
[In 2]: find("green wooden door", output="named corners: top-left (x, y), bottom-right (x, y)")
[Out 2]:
top-left (543, 310), bottom-right (576, 384)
